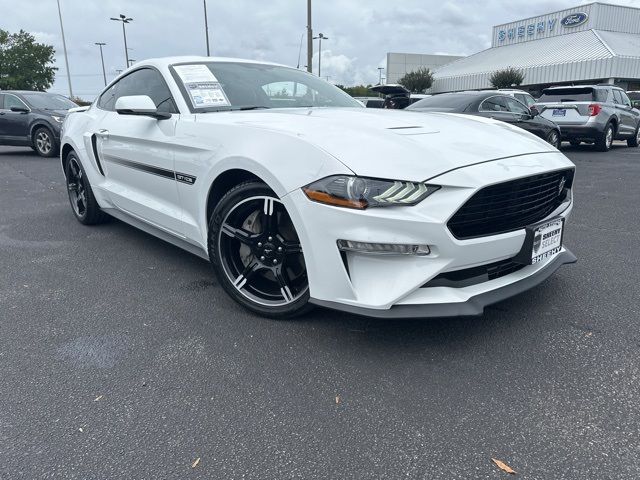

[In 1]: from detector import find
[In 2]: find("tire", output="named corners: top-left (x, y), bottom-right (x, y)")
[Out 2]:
top-left (32, 126), bottom-right (57, 157)
top-left (64, 151), bottom-right (109, 225)
top-left (570, 140), bottom-right (581, 147)
top-left (628, 125), bottom-right (640, 148)
top-left (595, 122), bottom-right (614, 152)
top-left (208, 181), bottom-right (312, 319)
top-left (546, 129), bottom-right (561, 149)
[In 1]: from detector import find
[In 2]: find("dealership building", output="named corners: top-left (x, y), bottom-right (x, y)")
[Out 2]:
top-left (430, 2), bottom-right (640, 94)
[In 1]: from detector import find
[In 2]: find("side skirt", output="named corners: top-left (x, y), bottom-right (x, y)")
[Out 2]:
top-left (102, 207), bottom-right (210, 261)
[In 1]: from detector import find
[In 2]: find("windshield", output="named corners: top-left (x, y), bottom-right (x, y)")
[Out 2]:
top-left (171, 62), bottom-right (362, 112)
top-left (407, 94), bottom-right (475, 111)
top-left (628, 91), bottom-right (640, 101)
top-left (21, 93), bottom-right (77, 110)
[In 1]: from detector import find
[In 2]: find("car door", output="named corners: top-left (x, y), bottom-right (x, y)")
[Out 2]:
top-left (614, 90), bottom-right (637, 136)
top-left (477, 95), bottom-right (515, 124)
top-left (94, 68), bottom-right (184, 236)
top-left (505, 96), bottom-right (549, 138)
top-left (0, 93), bottom-right (31, 143)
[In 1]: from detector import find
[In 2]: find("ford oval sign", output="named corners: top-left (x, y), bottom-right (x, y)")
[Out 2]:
top-left (561, 12), bottom-right (588, 27)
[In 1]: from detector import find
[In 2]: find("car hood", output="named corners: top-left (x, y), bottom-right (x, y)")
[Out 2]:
top-left (200, 107), bottom-right (556, 181)
top-left (35, 109), bottom-right (69, 117)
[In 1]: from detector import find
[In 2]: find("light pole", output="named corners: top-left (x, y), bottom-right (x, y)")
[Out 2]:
top-left (296, 32), bottom-right (304, 69)
top-left (313, 33), bottom-right (328, 77)
top-left (128, 59), bottom-right (136, 67)
top-left (110, 14), bottom-right (133, 69)
top-left (56, 0), bottom-right (73, 98)
top-left (306, 0), bottom-right (312, 73)
top-left (203, 0), bottom-right (211, 56)
top-left (378, 67), bottom-right (384, 85)
top-left (95, 42), bottom-right (107, 86)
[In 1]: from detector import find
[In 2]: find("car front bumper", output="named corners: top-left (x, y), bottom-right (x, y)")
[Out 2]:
top-left (311, 248), bottom-right (576, 318)
top-left (281, 151), bottom-right (576, 318)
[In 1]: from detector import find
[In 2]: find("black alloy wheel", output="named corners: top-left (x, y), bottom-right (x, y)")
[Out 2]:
top-left (65, 152), bottom-right (109, 225)
top-left (546, 130), bottom-right (561, 149)
top-left (33, 127), bottom-right (56, 157)
top-left (209, 182), bottom-right (311, 318)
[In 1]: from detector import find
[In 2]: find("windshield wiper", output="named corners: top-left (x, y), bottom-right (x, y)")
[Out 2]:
top-left (238, 106), bottom-right (271, 110)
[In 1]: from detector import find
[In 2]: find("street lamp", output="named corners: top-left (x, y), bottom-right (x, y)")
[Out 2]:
top-left (313, 33), bottom-right (328, 77)
top-left (110, 14), bottom-right (133, 69)
top-left (203, 0), bottom-right (211, 55)
top-left (95, 42), bottom-right (107, 86)
top-left (56, 0), bottom-right (73, 98)
top-left (378, 67), bottom-right (384, 85)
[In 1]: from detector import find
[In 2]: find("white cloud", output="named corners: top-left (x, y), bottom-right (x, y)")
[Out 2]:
top-left (1, 0), bottom-right (636, 97)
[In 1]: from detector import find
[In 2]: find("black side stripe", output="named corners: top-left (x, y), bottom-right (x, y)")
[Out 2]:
top-left (105, 156), bottom-right (196, 185)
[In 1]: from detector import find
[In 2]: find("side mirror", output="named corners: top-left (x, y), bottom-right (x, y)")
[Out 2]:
top-left (115, 95), bottom-right (170, 120)
top-left (10, 106), bottom-right (29, 113)
top-left (529, 106), bottom-right (539, 116)
top-left (633, 101), bottom-right (640, 109)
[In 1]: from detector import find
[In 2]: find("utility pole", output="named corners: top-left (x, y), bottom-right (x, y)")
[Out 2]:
top-left (56, 0), bottom-right (73, 97)
top-left (95, 43), bottom-right (107, 86)
top-left (306, 0), bottom-right (312, 73)
top-left (313, 33), bottom-right (328, 77)
top-left (296, 32), bottom-right (304, 69)
top-left (110, 14), bottom-right (133, 69)
top-left (204, 0), bottom-right (211, 56)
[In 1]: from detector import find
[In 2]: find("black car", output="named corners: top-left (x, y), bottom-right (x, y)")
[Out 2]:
top-left (0, 91), bottom-right (78, 157)
top-left (407, 91), bottom-right (561, 148)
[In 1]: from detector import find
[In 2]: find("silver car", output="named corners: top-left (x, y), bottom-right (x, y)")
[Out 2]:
top-left (534, 85), bottom-right (640, 151)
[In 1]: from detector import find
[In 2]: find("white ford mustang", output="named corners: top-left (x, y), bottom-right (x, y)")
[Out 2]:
top-left (61, 56), bottom-right (576, 318)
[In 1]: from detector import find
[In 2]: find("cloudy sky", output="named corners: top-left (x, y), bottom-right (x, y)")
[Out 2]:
top-left (2, 0), bottom-right (638, 99)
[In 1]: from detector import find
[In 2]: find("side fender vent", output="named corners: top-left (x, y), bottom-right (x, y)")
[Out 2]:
top-left (90, 134), bottom-right (105, 176)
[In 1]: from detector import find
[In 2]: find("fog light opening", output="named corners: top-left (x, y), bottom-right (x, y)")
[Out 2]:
top-left (337, 239), bottom-right (431, 256)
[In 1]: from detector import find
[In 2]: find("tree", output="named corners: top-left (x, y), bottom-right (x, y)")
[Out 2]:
top-left (398, 67), bottom-right (433, 93)
top-left (489, 67), bottom-right (525, 89)
top-left (0, 29), bottom-right (57, 91)
top-left (335, 84), bottom-right (375, 97)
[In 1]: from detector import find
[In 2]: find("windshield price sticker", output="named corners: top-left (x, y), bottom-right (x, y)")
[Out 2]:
top-left (186, 82), bottom-right (230, 107)
top-left (174, 64), bottom-right (218, 83)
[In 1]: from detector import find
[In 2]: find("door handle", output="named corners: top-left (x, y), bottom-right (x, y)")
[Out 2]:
top-left (96, 129), bottom-right (109, 140)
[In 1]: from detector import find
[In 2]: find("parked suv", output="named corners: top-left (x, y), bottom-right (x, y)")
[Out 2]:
top-left (534, 85), bottom-right (640, 151)
top-left (0, 91), bottom-right (78, 157)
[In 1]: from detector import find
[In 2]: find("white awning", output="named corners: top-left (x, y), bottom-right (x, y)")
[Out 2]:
top-left (432, 29), bottom-right (640, 92)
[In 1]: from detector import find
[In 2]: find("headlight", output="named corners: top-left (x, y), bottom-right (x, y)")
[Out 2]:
top-left (52, 115), bottom-right (64, 123)
top-left (302, 175), bottom-right (439, 209)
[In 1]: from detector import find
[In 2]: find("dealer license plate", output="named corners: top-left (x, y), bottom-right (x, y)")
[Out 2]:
top-left (531, 219), bottom-right (563, 264)
top-left (552, 109), bottom-right (566, 117)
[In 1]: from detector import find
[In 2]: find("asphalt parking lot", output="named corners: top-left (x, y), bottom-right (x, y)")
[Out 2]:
top-left (1, 143), bottom-right (639, 479)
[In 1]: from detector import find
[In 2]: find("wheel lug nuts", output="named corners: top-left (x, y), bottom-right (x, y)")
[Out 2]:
top-left (277, 247), bottom-right (283, 252)
top-left (260, 256), bottom-right (265, 261)
top-left (272, 259), bottom-right (278, 265)
top-left (268, 236), bottom-right (273, 241)
top-left (257, 242), bottom-right (262, 247)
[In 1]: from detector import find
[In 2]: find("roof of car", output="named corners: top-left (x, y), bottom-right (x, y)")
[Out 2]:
top-left (138, 56), bottom-right (289, 70)
top-left (1, 90), bottom-right (50, 95)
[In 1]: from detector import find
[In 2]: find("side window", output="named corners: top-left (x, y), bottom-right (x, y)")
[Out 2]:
top-left (619, 91), bottom-right (632, 107)
top-left (480, 96), bottom-right (509, 112)
top-left (98, 82), bottom-right (119, 111)
top-left (514, 94), bottom-right (527, 105)
top-left (98, 68), bottom-right (177, 113)
top-left (0, 94), bottom-right (4, 109)
top-left (523, 94), bottom-right (536, 107)
top-left (506, 97), bottom-right (529, 114)
top-left (613, 89), bottom-right (623, 105)
top-left (4, 94), bottom-right (28, 110)
top-left (597, 89), bottom-right (611, 103)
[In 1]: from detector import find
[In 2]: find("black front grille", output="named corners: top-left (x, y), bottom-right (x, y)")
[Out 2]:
top-left (448, 169), bottom-right (574, 239)
top-left (423, 257), bottom-right (525, 288)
